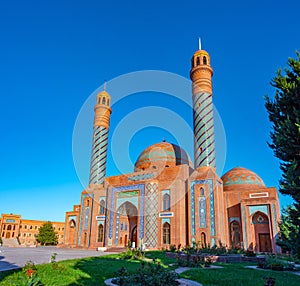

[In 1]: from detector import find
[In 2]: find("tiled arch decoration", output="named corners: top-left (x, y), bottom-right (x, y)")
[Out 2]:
top-left (191, 180), bottom-right (215, 245)
top-left (108, 184), bottom-right (145, 244)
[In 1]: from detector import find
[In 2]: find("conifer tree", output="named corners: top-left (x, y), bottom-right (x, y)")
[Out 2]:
top-left (265, 52), bottom-right (300, 256)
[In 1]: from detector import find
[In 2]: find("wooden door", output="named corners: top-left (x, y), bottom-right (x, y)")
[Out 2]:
top-left (259, 233), bottom-right (272, 252)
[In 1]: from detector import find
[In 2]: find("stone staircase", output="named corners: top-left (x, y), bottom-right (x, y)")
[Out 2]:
top-left (105, 247), bottom-right (127, 253)
top-left (1, 238), bottom-right (20, 247)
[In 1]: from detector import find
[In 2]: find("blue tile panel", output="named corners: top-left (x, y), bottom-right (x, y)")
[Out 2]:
top-left (191, 180), bottom-right (215, 238)
top-left (109, 184), bottom-right (145, 241)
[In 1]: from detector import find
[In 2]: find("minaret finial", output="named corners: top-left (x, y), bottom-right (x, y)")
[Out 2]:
top-left (198, 37), bottom-right (202, 50)
top-left (103, 80), bottom-right (107, 91)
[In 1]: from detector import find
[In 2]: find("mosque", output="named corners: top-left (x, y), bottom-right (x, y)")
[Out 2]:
top-left (64, 47), bottom-right (280, 253)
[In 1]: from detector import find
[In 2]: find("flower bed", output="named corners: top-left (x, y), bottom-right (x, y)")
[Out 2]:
top-left (166, 252), bottom-right (266, 264)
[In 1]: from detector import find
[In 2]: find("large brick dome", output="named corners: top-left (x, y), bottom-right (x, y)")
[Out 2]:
top-left (134, 142), bottom-right (192, 171)
top-left (222, 167), bottom-right (265, 191)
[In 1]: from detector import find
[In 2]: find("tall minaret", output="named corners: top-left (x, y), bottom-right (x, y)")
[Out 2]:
top-left (190, 42), bottom-right (216, 169)
top-left (89, 89), bottom-right (112, 185)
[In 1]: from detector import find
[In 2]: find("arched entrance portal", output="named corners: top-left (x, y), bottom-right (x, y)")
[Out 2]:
top-left (252, 212), bottom-right (272, 252)
top-left (117, 201), bottom-right (138, 247)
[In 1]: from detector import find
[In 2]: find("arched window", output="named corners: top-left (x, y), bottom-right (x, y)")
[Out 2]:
top-left (3, 225), bottom-right (5, 230)
top-left (7, 225), bottom-right (12, 231)
top-left (102, 97), bottom-right (106, 104)
top-left (107, 99), bottom-right (110, 106)
top-left (163, 222), bottom-right (170, 244)
top-left (69, 219), bottom-right (76, 229)
top-left (203, 56), bottom-right (207, 65)
top-left (163, 194), bottom-right (170, 211)
top-left (86, 199), bottom-right (90, 207)
top-left (200, 187), bottom-right (204, 196)
top-left (98, 224), bottom-right (104, 242)
top-left (196, 57), bottom-right (200, 65)
top-left (191, 58), bottom-right (194, 68)
top-left (230, 221), bottom-right (241, 248)
top-left (100, 200), bottom-right (105, 215)
top-left (201, 232), bottom-right (206, 247)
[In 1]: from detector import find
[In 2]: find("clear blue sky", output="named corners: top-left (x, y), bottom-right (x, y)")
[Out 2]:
top-left (0, 0), bottom-right (299, 221)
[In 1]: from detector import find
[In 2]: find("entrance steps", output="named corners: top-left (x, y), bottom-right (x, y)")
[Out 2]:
top-left (105, 247), bottom-right (127, 253)
top-left (1, 238), bottom-right (20, 247)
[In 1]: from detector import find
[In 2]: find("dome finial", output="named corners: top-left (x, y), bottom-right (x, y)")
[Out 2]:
top-left (162, 138), bottom-right (166, 142)
top-left (198, 37), bottom-right (202, 50)
top-left (103, 80), bottom-right (107, 91)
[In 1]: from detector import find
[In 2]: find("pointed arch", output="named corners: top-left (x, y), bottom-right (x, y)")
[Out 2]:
top-left (100, 199), bottom-right (105, 215)
top-left (69, 219), bottom-right (76, 229)
top-left (163, 193), bottom-right (170, 211)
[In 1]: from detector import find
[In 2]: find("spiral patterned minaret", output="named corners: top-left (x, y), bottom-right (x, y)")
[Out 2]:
top-left (89, 90), bottom-right (112, 185)
top-left (190, 48), bottom-right (216, 169)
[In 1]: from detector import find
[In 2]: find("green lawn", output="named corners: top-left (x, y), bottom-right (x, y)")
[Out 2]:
top-left (180, 262), bottom-right (300, 286)
top-left (0, 251), bottom-right (175, 285)
top-left (0, 252), bottom-right (300, 285)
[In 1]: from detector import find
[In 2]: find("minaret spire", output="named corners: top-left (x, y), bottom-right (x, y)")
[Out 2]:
top-left (89, 89), bottom-right (112, 185)
top-left (198, 37), bottom-right (202, 50)
top-left (190, 46), bottom-right (216, 169)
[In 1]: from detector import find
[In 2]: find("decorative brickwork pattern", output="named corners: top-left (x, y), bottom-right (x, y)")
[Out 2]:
top-left (193, 92), bottom-right (216, 168)
top-left (89, 126), bottom-right (109, 184)
top-left (144, 183), bottom-right (159, 248)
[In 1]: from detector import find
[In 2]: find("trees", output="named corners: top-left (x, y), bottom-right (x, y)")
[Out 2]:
top-left (277, 205), bottom-right (300, 255)
top-left (265, 51), bottom-right (300, 256)
top-left (36, 222), bottom-right (58, 246)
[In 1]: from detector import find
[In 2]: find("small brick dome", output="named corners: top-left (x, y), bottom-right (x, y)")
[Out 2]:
top-left (222, 167), bottom-right (265, 191)
top-left (134, 142), bottom-right (192, 171)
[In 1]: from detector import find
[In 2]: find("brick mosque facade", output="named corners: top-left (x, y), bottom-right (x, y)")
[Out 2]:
top-left (64, 47), bottom-right (281, 253)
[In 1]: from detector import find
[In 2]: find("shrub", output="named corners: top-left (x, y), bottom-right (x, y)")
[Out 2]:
top-left (244, 250), bottom-right (256, 257)
top-left (169, 244), bottom-right (177, 252)
top-left (112, 261), bottom-right (179, 285)
top-left (120, 248), bottom-right (145, 260)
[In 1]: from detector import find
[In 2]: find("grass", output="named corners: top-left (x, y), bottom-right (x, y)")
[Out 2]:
top-left (0, 251), bottom-right (176, 285)
top-left (0, 252), bottom-right (300, 285)
top-left (180, 262), bottom-right (300, 286)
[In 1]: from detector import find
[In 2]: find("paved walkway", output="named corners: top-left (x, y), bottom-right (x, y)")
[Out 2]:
top-left (245, 265), bottom-right (300, 276)
top-left (0, 246), bottom-right (113, 272)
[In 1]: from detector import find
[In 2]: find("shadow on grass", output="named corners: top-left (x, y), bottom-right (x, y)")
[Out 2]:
top-left (0, 268), bottom-right (22, 282)
top-left (67, 256), bottom-right (142, 285)
top-left (0, 255), bottom-right (22, 282)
